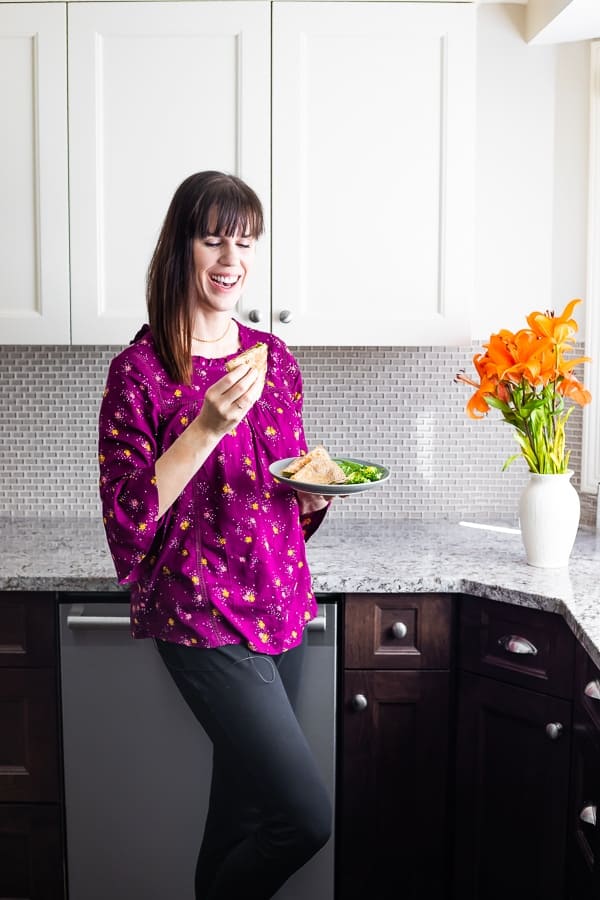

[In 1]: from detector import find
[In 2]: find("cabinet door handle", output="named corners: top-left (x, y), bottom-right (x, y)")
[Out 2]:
top-left (580, 805), bottom-right (597, 826)
top-left (584, 679), bottom-right (600, 700)
top-left (545, 722), bottom-right (563, 740)
top-left (497, 634), bottom-right (538, 655)
top-left (248, 308), bottom-right (262, 323)
top-left (279, 309), bottom-right (293, 324)
top-left (391, 621), bottom-right (407, 639)
top-left (351, 693), bottom-right (368, 712)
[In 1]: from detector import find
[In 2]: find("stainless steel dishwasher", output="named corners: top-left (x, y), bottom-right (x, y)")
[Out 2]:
top-left (59, 596), bottom-right (338, 900)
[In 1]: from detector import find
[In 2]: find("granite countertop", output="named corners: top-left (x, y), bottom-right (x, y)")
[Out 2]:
top-left (2, 515), bottom-right (600, 666)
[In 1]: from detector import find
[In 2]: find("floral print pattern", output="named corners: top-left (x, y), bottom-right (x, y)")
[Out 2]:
top-left (98, 321), bottom-right (328, 654)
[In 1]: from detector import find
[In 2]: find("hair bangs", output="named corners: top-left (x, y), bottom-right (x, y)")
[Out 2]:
top-left (190, 176), bottom-right (264, 240)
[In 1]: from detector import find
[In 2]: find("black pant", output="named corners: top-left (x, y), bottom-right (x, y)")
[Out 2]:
top-left (155, 635), bottom-right (332, 900)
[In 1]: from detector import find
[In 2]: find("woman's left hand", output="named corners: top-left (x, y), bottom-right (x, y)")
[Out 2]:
top-left (295, 491), bottom-right (332, 514)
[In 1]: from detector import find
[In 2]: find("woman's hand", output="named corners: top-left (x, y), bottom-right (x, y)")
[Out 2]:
top-left (195, 364), bottom-right (265, 438)
top-left (295, 491), bottom-right (332, 514)
top-left (155, 364), bottom-right (264, 518)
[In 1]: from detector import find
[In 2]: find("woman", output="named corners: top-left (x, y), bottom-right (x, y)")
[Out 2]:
top-left (98, 171), bottom-right (333, 899)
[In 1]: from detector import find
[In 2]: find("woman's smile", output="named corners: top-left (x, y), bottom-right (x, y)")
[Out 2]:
top-left (193, 232), bottom-right (256, 309)
top-left (209, 273), bottom-right (242, 289)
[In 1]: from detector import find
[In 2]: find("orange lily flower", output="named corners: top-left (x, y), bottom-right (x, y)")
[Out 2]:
top-left (526, 298), bottom-right (582, 348)
top-left (454, 369), bottom-right (494, 419)
top-left (503, 330), bottom-right (555, 385)
top-left (456, 298), bottom-right (592, 473)
top-left (557, 373), bottom-right (592, 406)
top-left (479, 331), bottom-right (517, 381)
top-left (557, 354), bottom-right (592, 377)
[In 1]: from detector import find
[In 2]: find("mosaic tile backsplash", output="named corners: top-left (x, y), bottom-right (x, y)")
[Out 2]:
top-left (0, 343), bottom-right (596, 527)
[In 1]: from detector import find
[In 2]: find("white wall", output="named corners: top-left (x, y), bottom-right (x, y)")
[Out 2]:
top-left (473, 3), bottom-right (589, 340)
top-left (552, 38), bottom-right (590, 311)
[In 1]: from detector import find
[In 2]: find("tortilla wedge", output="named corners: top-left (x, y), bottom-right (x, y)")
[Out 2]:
top-left (282, 446), bottom-right (347, 485)
top-left (225, 342), bottom-right (268, 374)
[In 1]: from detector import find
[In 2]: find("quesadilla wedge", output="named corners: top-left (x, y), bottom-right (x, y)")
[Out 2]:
top-left (282, 446), bottom-right (347, 485)
top-left (225, 342), bottom-right (268, 374)
top-left (282, 445), bottom-right (329, 476)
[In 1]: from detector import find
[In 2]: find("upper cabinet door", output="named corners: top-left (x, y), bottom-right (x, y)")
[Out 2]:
top-left (0, 3), bottom-right (69, 344)
top-left (271, 1), bottom-right (476, 346)
top-left (68, 1), bottom-right (271, 346)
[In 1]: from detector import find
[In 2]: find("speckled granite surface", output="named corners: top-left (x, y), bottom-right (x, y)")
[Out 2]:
top-left (2, 516), bottom-right (600, 666)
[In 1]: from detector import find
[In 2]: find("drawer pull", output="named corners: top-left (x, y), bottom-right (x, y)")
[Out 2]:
top-left (584, 680), bottom-right (600, 700)
top-left (497, 634), bottom-right (538, 656)
top-left (351, 693), bottom-right (368, 712)
top-left (545, 722), bottom-right (563, 740)
top-left (580, 805), bottom-right (597, 826)
top-left (391, 621), bottom-right (408, 639)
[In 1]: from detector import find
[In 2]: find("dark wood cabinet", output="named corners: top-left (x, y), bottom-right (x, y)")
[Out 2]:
top-left (0, 806), bottom-right (64, 900)
top-left (458, 593), bottom-right (575, 698)
top-left (0, 593), bottom-right (64, 900)
top-left (339, 593), bottom-right (453, 900)
top-left (454, 595), bottom-right (576, 900)
top-left (567, 640), bottom-right (600, 897)
top-left (454, 670), bottom-right (572, 899)
top-left (4, 586), bottom-right (600, 900)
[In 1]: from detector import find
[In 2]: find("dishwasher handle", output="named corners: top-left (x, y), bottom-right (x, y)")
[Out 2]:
top-left (67, 604), bottom-right (130, 630)
top-left (67, 604), bottom-right (328, 632)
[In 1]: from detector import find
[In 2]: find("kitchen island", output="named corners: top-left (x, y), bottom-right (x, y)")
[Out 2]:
top-left (1, 514), bottom-right (599, 664)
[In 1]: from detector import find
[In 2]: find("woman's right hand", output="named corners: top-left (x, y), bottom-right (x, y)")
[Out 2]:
top-left (155, 364), bottom-right (264, 519)
top-left (195, 364), bottom-right (265, 437)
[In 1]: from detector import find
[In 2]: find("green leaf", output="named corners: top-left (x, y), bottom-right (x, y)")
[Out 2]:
top-left (501, 453), bottom-right (521, 471)
top-left (485, 396), bottom-right (512, 414)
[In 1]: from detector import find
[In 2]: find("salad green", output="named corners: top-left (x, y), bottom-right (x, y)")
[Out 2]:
top-left (334, 459), bottom-right (385, 484)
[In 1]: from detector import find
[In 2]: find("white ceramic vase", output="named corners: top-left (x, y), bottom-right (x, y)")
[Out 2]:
top-left (518, 470), bottom-right (580, 568)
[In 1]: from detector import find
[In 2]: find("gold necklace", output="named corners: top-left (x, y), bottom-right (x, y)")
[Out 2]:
top-left (192, 320), bottom-right (232, 343)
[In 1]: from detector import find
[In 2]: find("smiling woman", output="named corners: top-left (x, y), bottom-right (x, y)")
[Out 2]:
top-left (147, 170), bottom-right (264, 382)
top-left (98, 170), bottom-right (338, 900)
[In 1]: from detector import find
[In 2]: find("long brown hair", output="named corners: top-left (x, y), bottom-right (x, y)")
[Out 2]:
top-left (146, 171), bottom-right (264, 384)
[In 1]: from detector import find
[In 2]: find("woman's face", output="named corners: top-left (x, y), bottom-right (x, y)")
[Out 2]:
top-left (191, 222), bottom-right (256, 313)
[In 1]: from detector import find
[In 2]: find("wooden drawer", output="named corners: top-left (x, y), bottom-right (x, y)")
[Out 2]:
top-left (0, 594), bottom-right (56, 668)
top-left (573, 640), bottom-right (600, 733)
top-left (343, 593), bottom-right (452, 669)
top-left (0, 669), bottom-right (60, 802)
top-left (459, 595), bottom-right (575, 699)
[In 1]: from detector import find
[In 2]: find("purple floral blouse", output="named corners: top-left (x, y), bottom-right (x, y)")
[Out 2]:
top-left (98, 321), bottom-right (328, 654)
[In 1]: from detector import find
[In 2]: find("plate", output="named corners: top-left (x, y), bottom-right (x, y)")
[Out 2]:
top-left (269, 456), bottom-right (390, 496)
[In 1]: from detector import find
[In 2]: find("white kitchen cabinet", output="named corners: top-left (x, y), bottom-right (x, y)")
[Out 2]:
top-left (271, 1), bottom-right (476, 345)
top-left (1, 0), bottom-right (474, 347)
top-left (0, 3), bottom-right (70, 344)
top-left (68, 1), bottom-right (271, 345)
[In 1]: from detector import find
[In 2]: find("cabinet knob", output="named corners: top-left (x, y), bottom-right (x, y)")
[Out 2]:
top-left (584, 679), bottom-right (600, 700)
top-left (351, 693), bottom-right (368, 712)
top-left (279, 309), bottom-right (293, 324)
top-left (391, 621), bottom-right (407, 639)
top-left (497, 634), bottom-right (538, 656)
top-left (248, 308), bottom-right (262, 323)
top-left (580, 805), bottom-right (597, 826)
top-left (545, 722), bottom-right (564, 741)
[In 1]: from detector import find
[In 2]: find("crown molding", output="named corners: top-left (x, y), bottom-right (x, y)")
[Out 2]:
top-left (526, 0), bottom-right (600, 44)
